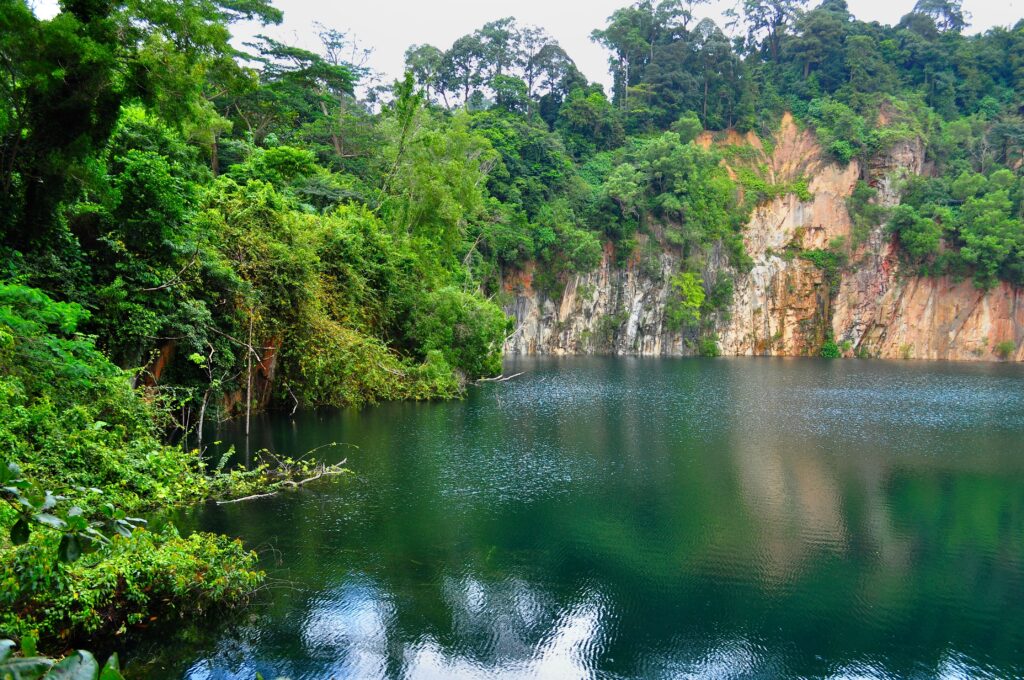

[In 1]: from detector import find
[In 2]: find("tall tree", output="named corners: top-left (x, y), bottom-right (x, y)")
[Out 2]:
top-left (727, 0), bottom-right (808, 61)
top-left (476, 17), bottom-right (522, 80)
top-left (441, 34), bottom-right (486, 105)
top-left (592, 0), bottom-right (705, 108)
top-left (405, 44), bottom-right (447, 105)
top-left (910, 0), bottom-right (970, 33)
top-left (789, 0), bottom-right (851, 83)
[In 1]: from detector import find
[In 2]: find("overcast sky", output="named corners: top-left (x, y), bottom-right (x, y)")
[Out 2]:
top-left (29, 0), bottom-right (1019, 91)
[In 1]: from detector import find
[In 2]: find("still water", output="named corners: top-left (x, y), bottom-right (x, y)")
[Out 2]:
top-left (148, 357), bottom-right (1024, 679)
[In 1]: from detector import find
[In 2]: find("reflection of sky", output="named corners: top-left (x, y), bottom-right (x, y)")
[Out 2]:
top-left (824, 650), bottom-right (1007, 680)
top-left (300, 579), bottom-right (395, 678)
top-left (280, 572), bottom-right (1009, 679)
top-left (405, 594), bottom-right (609, 678)
top-left (292, 574), bottom-right (616, 679)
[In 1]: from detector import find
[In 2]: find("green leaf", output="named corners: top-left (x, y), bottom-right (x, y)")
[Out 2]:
top-left (43, 650), bottom-right (98, 679)
top-left (33, 513), bottom-right (66, 530)
top-left (0, 656), bottom-right (54, 679)
top-left (82, 527), bottom-right (109, 545)
top-left (57, 534), bottom-right (82, 563)
top-left (112, 522), bottom-right (132, 539)
top-left (98, 654), bottom-right (123, 680)
top-left (40, 492), bottom-right (57, 511)
top-left (20, 635), bottom-right (37, 658)
top-left (11, 517), bottom-right (30, 545)
top-left (3, 461), bottom-right (21, 483)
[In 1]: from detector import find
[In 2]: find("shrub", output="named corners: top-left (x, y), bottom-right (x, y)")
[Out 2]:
top-left (699, 335), bottom-right (721, 357)
top-left (994, 340), bottom-right (1016, 360)
top-left (0, 526), bottom-right (262, 646)
top-left (820, 335), bottom-right (842, 358)
top-left (847, 181), bottom-right (888, 246)
top-left (889, 204), bottom-right (941, 261)
top-left (799, 248), bottom-right (847, 293)
top-left (284, 318), bottom-right (460, 408)
top-left (665, 272), bottom-right (706, 331)
top-left (0, 286), bottom-right (266, 652)
top-left (407, 287), bottom-right (509, 379)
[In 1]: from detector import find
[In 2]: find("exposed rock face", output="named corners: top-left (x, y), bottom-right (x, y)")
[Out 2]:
top-left (503, 115), bottom-right (1023, 362)
top-left (715, 114), bottom-right (859, 356)
top-left (831, 135), bottom-right (1024, 362)
top-left (841, 276), bottom-right (1024, 361)
top-left (505, 240), bottom-right (685, 355)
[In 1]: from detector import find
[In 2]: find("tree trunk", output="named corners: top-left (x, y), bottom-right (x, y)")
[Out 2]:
top-left (319, 100), bottom-right (344, 159)
top-left (197, 390), bottom-right (209, 452)
top-left (245, 313), bottom-right (253, 439)
top-left (703, 75), bottom-right (709, 122)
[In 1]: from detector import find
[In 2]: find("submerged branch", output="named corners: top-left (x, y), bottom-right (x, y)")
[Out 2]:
top-left (215, 459), bottom-right (349, 505)
top-left (476, 372), bottom-right (523, 384)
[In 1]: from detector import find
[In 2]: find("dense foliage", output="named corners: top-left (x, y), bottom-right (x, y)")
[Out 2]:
top-left (0, 283), bottom-right (278, 648)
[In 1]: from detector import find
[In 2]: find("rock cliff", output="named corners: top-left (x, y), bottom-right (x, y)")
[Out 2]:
top-left (502, 114), bottom-right (1024, 362)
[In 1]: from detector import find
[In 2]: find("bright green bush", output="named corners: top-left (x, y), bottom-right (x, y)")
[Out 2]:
top-left (284, 318), bottom-right (459, 407)
top-left (995, 340), bottom-right (1016, 360)
top-left (408, 287), bottom-right (509, 379)
top-left (699, 335), bottom-right (721, 357)
top-left (665, 272), bottom-right (706, 332)
top-left (820, 335), bottom-right (842, 358)
top-left (799, 248), bottom-right (847, 293)
top-left (806, 98), bottom-right (868, 164)
top-left (0, 285), bottom-right (208, 508)
top-left (0, 526), bottom-right (262, 645)
top-left (889, 205), bottom-right (942, 261)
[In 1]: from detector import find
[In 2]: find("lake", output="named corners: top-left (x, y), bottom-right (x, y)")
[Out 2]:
top-left (143, 357), bottom-right (1024, 679)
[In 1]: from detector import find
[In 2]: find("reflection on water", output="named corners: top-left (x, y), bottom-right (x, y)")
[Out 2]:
top-left (146, 358), bottom-right (1024, 679)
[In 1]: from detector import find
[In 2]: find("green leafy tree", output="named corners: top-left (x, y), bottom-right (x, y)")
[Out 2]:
top-left (727, 0), bottom-right (808, 61)
top-left (405, 43), bottom-right (448, 105)
top-left (442, 34), bottom-right (487, 105)
top-left (666, 271), bottom-right (706, 330)
top-left (407, 287), bottom-right (508, 379)
top-left (908, 0), bottom-right (970, 33)
top-left (889, 204), bottom-right (942, 261)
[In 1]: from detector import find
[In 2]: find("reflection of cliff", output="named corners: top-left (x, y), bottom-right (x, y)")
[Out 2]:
top-left (728, 432), bottom-right (849, 585)
top-left (503, 116), bottom-right (1023, 362)
top-left (721, 387), bottom-right (915, 585)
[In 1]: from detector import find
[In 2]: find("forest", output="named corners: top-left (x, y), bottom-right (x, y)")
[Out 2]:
top-left (1, 0), bottom-right (1023, 670)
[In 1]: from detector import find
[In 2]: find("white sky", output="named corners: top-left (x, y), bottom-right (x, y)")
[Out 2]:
top-left (29, 0), bottom-right (1019, 91)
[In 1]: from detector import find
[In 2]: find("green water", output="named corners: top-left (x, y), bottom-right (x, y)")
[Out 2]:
top-left (146, 357), bottom-right (1024, 679)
